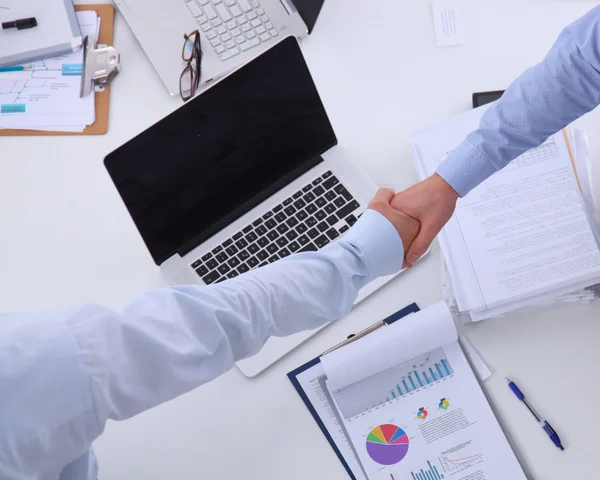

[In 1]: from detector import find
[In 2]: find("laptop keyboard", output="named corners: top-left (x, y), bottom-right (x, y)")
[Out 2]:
top-left (184, 0), bottom-right (278, 62)
top-left (191, 171), bottom-right (362, 285)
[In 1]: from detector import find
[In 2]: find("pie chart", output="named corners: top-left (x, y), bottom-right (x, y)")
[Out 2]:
top-left (366, 424), bottom-right (409, 465)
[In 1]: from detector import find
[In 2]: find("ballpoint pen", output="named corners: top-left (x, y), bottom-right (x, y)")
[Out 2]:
top-left (506, 377), bottom-right (564, 451)
top-left (0, 66), bottom-right (29, 72)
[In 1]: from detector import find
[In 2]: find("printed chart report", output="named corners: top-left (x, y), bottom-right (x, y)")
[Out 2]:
top-left (322, 303), bottom-right (526, 480)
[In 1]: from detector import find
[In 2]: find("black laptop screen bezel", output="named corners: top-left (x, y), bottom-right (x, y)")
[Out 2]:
top-left (104, 37), bottom-right (337, 265)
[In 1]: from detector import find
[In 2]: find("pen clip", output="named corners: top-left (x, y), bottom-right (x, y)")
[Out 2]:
top-left (321, 320), bottom-right (386, 356)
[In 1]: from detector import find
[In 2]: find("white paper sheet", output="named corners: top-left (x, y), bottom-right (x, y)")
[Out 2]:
top-left (431, 0), bottom-right (467, 47)
top-left (0, 11), bottom-right (97, 131)
top-left (412, 106), bottom-right (600, 319)
top-left (321, 302), bottom-right (457, 392)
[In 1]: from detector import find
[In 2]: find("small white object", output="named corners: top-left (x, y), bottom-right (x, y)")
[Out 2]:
top-left (431, 0), bottom-right (466, 47)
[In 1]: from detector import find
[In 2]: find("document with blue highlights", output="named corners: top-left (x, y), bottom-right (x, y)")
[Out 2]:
top-left (321, 302), bottom-right (526, 480)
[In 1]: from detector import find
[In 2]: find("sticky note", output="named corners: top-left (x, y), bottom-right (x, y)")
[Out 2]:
top-left (431, 0), bottom-right (467, 47)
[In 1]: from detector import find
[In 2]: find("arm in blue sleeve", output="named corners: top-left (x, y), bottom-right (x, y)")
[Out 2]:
top-left (0, 209), bottom-right (403, 478)
top-left (437, 5), bottom-right (600, 196)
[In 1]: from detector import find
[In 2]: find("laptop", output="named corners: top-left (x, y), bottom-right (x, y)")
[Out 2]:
top-left (114, 0), bottom-right (312, 95)
top-left (104, 37), bottom-right (411, 377)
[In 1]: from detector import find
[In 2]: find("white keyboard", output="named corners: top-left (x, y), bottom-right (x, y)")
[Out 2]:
top-left (184, 0), bottom-right (279, 61)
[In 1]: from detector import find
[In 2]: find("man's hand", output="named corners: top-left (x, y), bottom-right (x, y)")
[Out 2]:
top-left (368, 188), bottom-right (421, 253)
top-left (391, 174), bottom-right (459, 267)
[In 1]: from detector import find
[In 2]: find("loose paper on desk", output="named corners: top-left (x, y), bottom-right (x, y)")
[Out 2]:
top-left (321, 302), bottom-right (526, 480)
top-left (431, 0), bottom-right (466, 47)
top-left (0, 0), bottom-right (81, 67)
top-left (412, 105), bottom-right (600, 321)
top-left (0, 11), bottom-right (98, 132)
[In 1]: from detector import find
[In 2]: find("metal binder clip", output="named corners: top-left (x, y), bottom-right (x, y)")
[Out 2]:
top-left (80, 35), bottom-right (120, 97)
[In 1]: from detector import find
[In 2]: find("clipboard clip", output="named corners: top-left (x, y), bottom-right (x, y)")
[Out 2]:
top-left (80, 35), bottom-right (120, 97)
top-left (321, 320), bottom-right (387, 356)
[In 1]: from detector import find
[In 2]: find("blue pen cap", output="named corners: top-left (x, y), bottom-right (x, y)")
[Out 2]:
top-left (543, 421), bottom-right (564, 451)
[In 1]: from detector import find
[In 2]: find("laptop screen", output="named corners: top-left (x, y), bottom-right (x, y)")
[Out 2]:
top-left (104, 37), bottom-right (337, 265)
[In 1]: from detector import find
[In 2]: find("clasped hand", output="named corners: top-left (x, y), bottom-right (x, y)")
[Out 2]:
top-left (368, 174), bottom-right (459, 267)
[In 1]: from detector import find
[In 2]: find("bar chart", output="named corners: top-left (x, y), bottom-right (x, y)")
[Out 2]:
top-left (332, 348), bottom-right (454, 419)
top-left (410, 460), bottom-right (444, 479)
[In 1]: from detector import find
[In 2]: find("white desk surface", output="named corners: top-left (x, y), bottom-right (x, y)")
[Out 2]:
top-left (2, 0), bottom-right (600, 478)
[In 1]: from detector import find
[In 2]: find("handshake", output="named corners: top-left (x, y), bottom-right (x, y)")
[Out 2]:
top-left (368, 174), bottom-right (460, 268)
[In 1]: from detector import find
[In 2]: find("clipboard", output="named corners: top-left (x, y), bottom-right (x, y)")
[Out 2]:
top-left (287, 303), bottom-right (420, 480)
top-left (0, 4), bottom-right (114, 136)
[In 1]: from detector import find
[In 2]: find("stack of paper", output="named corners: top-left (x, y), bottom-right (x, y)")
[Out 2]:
top-left (0, 11), bottom-right (99, 132)
top-left (412, 106), bottom-right (600, 321)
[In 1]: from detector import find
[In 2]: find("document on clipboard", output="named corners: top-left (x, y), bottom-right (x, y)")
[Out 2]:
top-left (288, 302), bottom-right (526, 480)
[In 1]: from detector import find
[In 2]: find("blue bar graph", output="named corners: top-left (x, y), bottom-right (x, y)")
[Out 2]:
top-left (403, 379), bottom-right (410, 392)
top-left (442, 359), bottom-right (453, 375)
top-left (411, 460), bottom-right (444, 479)
top-left (436, 363), bottom-right (444, 378)
top-left (409, 375), bottom-right (417, 390)
top-left (391, 391), bottom-right (396, 399)
top-left (397, 385), bottom-right (403, 396)
top-left (414, 371), bottom-right (424, 387)
top-left (429, 367), bottom-right (437, 381)
top-left (423, 371), bottom-right (431, 384)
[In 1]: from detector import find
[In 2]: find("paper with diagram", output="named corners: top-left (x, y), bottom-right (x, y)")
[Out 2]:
top-left (321, 302), bottom-right (526, 480)
top-left (0, 11), bottom-right (98, 132)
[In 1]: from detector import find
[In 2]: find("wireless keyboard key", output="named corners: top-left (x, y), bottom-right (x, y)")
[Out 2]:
top-left (293, 199), bottom-right (306, 209)
top-left (212, 245), bottom-right (223, 254)
top-left (215, 277), bottom-right (227, 283)
top-left (288, 241), bottom-right (300, 252)
top-left (265, 219), bottom-right (277, 229)
top-left (322, 171), bottom-right (333, 179)
top-left (223, 238), bottom-right (233, 247)
top-left (324, 204), bottom-right (336, 215)
top-left (267, 230), bottom-right (279, 241)
top-left (276, 237), bottom-right (288, 247)
top-left (312, 177), bottom-right (323, 186)
top-left (255, 225), bottom-right (267, 236)
top-left (267, 243), bottom-right (279, 254)
top-left (247, 257), bottom-right (259, 268)
top-left (307, 228), bottom-right (319, 239)
top-left (339, 225), bottom-right (350, 233)
top-left (242, 225), bottom-right (253, 234)
top-left (326, 215), bottom-right (338, 226)
top-left (293, 190), bottom-right (303, 199)
top-left (276, 224), bottom-right (289, 234)
top-left (286, 217), bottom-right (299, 228)
top-left (346, 214), bottom-right (358, 226)
top-left (237, 250), bottom-right (250, 261)
top-left (201, 252), bottom-right (212, 262)
top-left (226, 245), bottom-right (238, 256)
top-left (306, 204), bottom-right (317, 215)
top-left (275, 212), bottom-right (286, 223)
top-left (304, 218), bottom-right (316, 228)
top-left (246, 231), bottom-right (258, 243)
top-left (195, 265), bottom-right (209, 276)
top-left (315, 210), bottom-right (326, 221)
top-left (227, 271), bottom-right (238, 278)
top-left (273, 204), bottom-right (283, 213)
top-left (296, 223), bottom-right (308, 233)
top-left (325, 191), bottom-right (336, 201)
top-left (192, 259), bottom-right (202, 269)
top-left (263, 211), bottom-right (273, 219)
top-left (286, 230), bottom-right (298, 240)
top-left (233, 231), bottom-right (243, 240)
top-left (315, 235), bottom-right (330, 248)
top-left (248, 243), bottom-right (259, 254)
top-left (284, 206), bottom-right (296, 216)
top-left (337, 200), bottom-right (360, 220)
top-left (257, 250), bottom-right (269, 261)
top-left (303, 192), bottom-right (316, 203)
top-left (279, 247), bottom-right (291, 257)
top-left (283, 197), bottom-right (293, 206)
top-left (302, 184), bottom-right (312, 192)
top-left (317, 221), bottom-right (329, 232)
top-left (315, 196), bottom-right (326, 207)
top-left (268, 254), bottom-right (280, 263)
top-left (252, 218), bottom-right (263, 226)
top-left (216, 252), bottom-right (228, 263)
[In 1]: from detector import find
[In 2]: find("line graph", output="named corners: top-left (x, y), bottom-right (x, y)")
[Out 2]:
top-left (439, 450), bottom-right (483, 473)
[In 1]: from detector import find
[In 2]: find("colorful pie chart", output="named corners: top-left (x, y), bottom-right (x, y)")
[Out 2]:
top-left (366, 424), bottom-right (409, 465)
top-left (439, 398), bottom-right (450, 410)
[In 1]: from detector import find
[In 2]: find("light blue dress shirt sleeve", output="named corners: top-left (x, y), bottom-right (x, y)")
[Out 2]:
top-left (437, 5), bottom-right (600, 196)
top-left (0, 209), bottom-right (403, 480)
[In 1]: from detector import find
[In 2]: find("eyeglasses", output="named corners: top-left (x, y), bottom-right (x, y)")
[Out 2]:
top-left (180, 30), bottom-right (202, 101)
